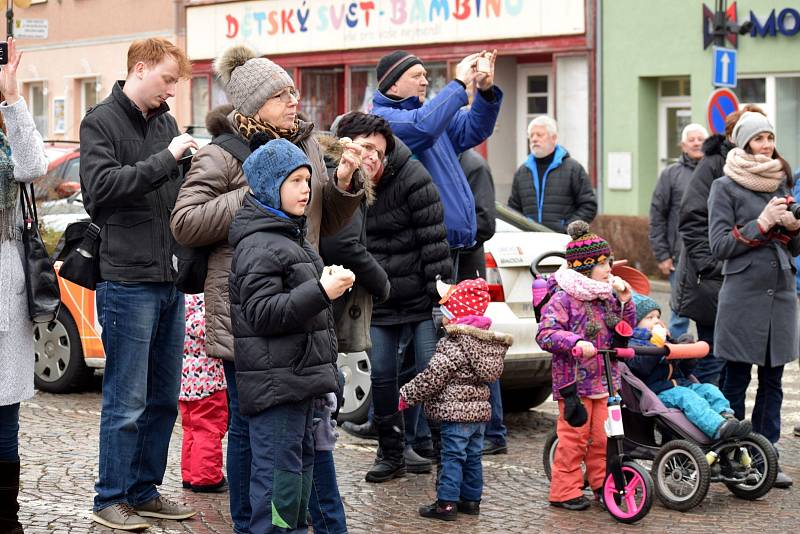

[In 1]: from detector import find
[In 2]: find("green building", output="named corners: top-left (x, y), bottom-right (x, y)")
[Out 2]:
top-left (601, 0), bottom-right (800, 214)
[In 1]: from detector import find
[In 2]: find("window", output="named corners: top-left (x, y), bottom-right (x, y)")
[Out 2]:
top-left (24, 82), bottom-right (48, 137)
top-left (516, 65), bottom-right (553, 163)
top-left (349, 67), bottom-right (376, 113)
top-left (736, 78), bottom-right (767, 104)
top-left (659, 77), bottom-right (691, 97)
top-left (300, 67), bottom-right (344, 132)
top-left (191, 74), bottom-right (228, 126)
top-left (80, 78), bottom-right (99, 118)
top-left (776, 76), bottom-right (800, 175)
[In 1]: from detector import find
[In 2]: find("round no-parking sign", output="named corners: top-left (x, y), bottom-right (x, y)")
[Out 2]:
top-left (707, 88), bottom-right (740, 135)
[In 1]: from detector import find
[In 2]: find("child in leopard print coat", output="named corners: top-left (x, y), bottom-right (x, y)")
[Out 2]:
top-left (399, 278), bottom-right (512, 521)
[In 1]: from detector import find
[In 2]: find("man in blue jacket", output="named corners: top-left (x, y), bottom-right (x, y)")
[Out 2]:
top-left (371, 50), bottom-right (503, 259)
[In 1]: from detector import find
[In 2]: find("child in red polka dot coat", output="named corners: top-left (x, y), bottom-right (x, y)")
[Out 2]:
top-left (179, 293), bottom-right (229, 492)
top-left (399, 278), bottom-right (513, 521)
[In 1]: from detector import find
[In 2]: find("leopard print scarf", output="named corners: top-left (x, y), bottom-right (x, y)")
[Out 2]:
top-left (233, 111), bottom-right (314, 145)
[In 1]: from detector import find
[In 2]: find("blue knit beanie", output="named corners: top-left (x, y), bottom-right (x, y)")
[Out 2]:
top-left (632, 293), bottom-right (660, 325)
top-left (243, 138), bottom-right (311, 210)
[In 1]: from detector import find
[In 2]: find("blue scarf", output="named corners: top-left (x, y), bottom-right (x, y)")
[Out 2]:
top-left (523, 145), bottom-right (567, 224)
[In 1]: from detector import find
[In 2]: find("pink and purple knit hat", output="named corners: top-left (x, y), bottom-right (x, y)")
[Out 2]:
top-left (565, 220), bottom-right (612, 275)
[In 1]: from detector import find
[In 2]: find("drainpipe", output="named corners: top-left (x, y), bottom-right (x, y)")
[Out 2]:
top-left (595, 0), bottom-right (604, 212)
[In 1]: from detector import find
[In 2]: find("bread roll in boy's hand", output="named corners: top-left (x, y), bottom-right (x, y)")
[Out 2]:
top-left (320, 266), bottom-right (355, 300)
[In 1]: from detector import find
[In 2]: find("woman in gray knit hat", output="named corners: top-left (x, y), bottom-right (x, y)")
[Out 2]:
top-left (707, 111), bottom-right (797, 489)
top-left (171, 45), bottom-right (366, 533)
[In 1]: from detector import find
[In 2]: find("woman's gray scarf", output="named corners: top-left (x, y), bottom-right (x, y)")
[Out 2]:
top-left (0, 132), bottom-right (17, 242)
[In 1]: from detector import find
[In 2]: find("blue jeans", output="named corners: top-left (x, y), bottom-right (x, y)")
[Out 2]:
top-left (693, 322), bottom-right (726, 387)
top-left (437, 422), bottom-right (485, 502)
top-left (0, 403), bottom-right (20, 461)
top-left (658, 383), bottom-right (732, 438)
top-left (369, 320), bottom-right (438, 426)
top-left (248, 400), bottom-right (315, 534)
top-left (223, 360), bottom-right (252, 534)
top-left (309, 450), bottom-right (347, 534)
top-left (484, 380), bottom-right (507, 447)
top-left (668, 271), bottom-right (690, 339)
top-left (722, 360), bottom-right (784, 445)
top-left (93, 282), bottom-right (184, 511)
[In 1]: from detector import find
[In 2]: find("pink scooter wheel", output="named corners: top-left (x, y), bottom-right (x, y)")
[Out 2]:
top-left (602, 461), bottom-right (653, 524)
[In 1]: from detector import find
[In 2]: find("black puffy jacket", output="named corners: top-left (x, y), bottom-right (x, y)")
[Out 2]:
top-left (507, 147), bottom-right (596, 232)
top-left (671, 134), bottom-right (732, 325)
top-left (229, 194), bottom-right (339, 416)
top-left (366, 141), bottom-right (453, 325)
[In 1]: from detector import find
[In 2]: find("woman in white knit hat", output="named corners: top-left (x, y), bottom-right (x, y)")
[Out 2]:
top-left (707, 111), bottom-right (797, 489)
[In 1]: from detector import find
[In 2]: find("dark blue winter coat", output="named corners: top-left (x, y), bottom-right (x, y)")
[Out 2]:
top-left (371, 81), bottom-right (502, 249)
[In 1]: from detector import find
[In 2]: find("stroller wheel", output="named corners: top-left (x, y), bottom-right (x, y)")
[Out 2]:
top-left (542, 429), bottom-right (588, 488)
top-left (653, 440), bottom-right (710, 511)
top-left (603, 461), bottom-right (653, 524)
top-left (724, 432), bottom-right (778, 500)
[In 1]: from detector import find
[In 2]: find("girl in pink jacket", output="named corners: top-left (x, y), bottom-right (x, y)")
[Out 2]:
top-left (535, 221), bottom-right (635, 511)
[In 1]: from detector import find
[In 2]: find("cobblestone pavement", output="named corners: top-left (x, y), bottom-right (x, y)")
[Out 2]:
top-left (16, 363), bottom-right (800, 534)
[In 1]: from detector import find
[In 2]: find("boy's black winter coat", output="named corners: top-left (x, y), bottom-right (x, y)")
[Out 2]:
top-left (229, 194), bottom-right (339, 416)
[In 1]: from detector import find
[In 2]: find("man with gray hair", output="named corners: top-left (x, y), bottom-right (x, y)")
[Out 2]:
top-left (508, 115), bottom-right (596, 232)
top-left (649, 122), bottom-right (708, 339)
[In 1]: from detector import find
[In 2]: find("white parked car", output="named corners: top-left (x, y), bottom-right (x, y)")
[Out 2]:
top-left (336, 204), bottom-right (569, 422)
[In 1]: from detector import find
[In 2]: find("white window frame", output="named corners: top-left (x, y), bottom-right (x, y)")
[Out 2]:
top-left (24, 80), bottom-right (48, 138)
top-left (516, 65), bottom-right (554, 165)
top-left (80, 77), bottom-right (101, 119)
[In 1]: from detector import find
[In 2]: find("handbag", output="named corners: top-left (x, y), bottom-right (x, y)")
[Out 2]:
top-left (19, 184), bottom-right (61, 323)
top-left (335, 284), bottom-right (373, 353)
top-left (55, 213), bottom-right (107, 290)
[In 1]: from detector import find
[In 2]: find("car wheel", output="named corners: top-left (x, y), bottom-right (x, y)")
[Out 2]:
top-left (33, 307), bottom-right (93, 393)
top-left (336, 351), bottom-right (372, 424)
top-left (501, 385), bottom-right (552, 412)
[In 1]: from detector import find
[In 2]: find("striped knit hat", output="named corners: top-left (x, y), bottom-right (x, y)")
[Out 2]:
top-left (565, 220), bottom-right (612, 276)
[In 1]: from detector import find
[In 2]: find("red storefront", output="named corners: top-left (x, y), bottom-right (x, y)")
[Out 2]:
top-left (185, 0), bottom-right (596, 200)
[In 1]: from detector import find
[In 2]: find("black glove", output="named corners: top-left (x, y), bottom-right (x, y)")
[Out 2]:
top-left (559, 382), bottom-right (588, 427)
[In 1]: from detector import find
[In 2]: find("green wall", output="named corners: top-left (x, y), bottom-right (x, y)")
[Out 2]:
top-left (601, 0), bottom-right (800, 214)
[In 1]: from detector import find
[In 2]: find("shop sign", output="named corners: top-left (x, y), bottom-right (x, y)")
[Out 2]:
top-left (186, 0), bottom-right (585, 59)
top-left (750, 7), bottom-right (800, 38)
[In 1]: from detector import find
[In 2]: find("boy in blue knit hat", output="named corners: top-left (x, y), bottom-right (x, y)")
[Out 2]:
top-left (627, 294), bottom-right (751, 442)
top-left (229, 138), bottom-right (355, 532)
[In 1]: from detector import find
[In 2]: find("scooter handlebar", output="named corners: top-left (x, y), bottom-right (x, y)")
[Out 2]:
top-left (569, 342), bottom-right (709, 360)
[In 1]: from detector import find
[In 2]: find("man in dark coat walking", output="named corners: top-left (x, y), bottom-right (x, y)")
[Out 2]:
top-left (508, 115), bottom-right (596, 232)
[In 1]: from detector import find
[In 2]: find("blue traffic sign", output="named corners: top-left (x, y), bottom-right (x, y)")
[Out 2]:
top-left (707, 88), bottom-right (740, 135)
top-left (712, 46), bottom-right (737, 88)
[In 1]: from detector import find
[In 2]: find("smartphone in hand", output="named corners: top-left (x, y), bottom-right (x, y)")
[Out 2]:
top-left (0, 42), bottom-right (8, 65)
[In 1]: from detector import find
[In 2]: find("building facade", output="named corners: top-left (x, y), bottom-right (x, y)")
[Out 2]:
top-left (185, 0), bottom-right (597, 202)
top-left (602, 0), bottom-right (800, 215)
top-left (14, 0), bottom-right (190, 141)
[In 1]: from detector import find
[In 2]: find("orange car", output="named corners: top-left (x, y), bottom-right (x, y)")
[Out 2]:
top-left (33, 266), bottom-right (104, 393)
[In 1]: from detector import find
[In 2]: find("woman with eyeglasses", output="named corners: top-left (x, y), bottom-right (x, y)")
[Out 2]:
top-left (322, 111), bottom-right (452, 484)
top-left (170, 45), bottom-right (365, 534)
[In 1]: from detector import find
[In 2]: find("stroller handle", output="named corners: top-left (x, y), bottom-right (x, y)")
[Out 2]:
top-left (569, 341), bottom-right (710, 360)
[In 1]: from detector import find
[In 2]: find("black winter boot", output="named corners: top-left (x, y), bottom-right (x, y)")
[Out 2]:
top-left (418, 500), bottom-right (457, 521)
top-left (0, 459), bottom-right (24, 533)
top-left (365, 412), bottom-right (406, 483)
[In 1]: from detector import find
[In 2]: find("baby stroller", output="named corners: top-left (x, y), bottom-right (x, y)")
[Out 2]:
top-left (544, 356), bottom-right (778, 512)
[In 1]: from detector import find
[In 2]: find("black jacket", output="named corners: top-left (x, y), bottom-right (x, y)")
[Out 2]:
top-left (229, 194), bottom-right (339, 415)
top-left (457, 149), bottom-right (496, 280)
top-left (671, 134), bottom-right (732, 325)
top-left (507, 148), bottom-right (596, 232)
top-left (318, 136), bottom-right (390, 321)
top-left (366, 140), bottom-right (453, 325)
top-left (80, 81), bottom-right (183, 282)
top-left (648, 153), bottom-right (699, 263)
